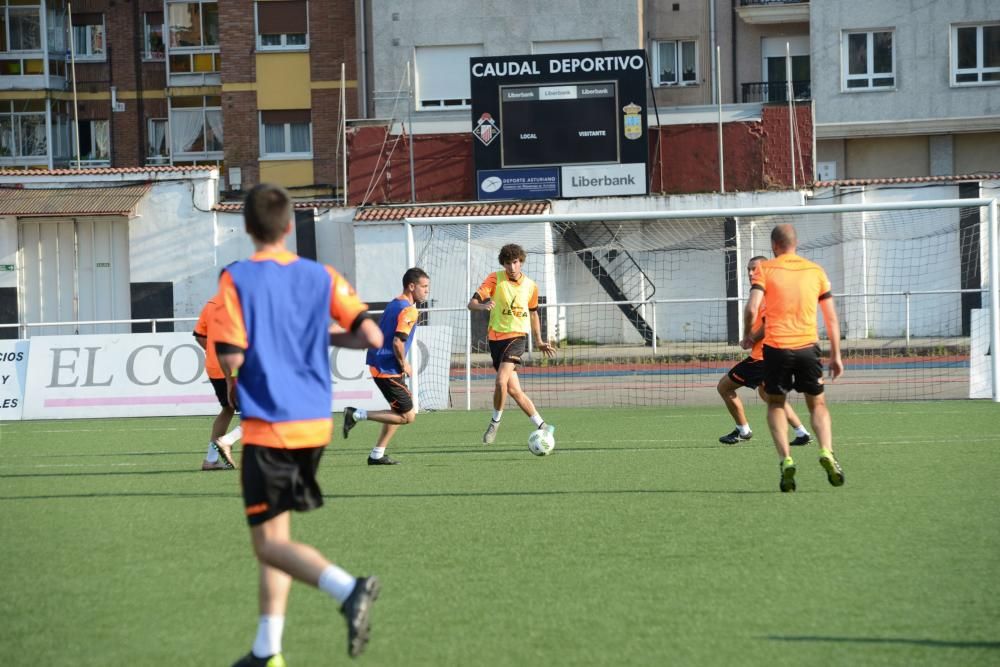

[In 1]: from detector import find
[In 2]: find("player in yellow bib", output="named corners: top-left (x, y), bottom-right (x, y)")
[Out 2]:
top-left (469, 243), bottom-right (556, 444)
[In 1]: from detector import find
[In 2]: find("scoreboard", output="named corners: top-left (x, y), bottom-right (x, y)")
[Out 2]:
top-left (470, 50), bottom-right (649, 200)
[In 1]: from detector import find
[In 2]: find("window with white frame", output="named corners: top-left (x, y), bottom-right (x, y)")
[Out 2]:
top-left (169, 95), bottom-right (222, 155)
top-left (260, 110), bottom-right (311, 157)
top-left (147, 118), bottom-right (169, 163)
top-left (76, 119), bottom-right (110, 163)
top-left (144, 12), bottom-right (165, 60)
top-left (414, 44), bottom-right (483, 109)
top-left (167, 1), bottom-right (218, 48)
top-left (256, 0), bottom-right (307, 50)
top-left (71, 13), bottom-right (105, 60)
top-left (843, 30), bottom-right (894, 89)
top-left (952, 23), bottom-right (1000, 85)
top-left (654, 40), bottom-right (697, 86)
top-left (0, 100), bottom-right (46, 159)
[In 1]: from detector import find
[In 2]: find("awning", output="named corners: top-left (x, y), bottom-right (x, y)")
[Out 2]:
top-left (0, 184), bottom-right (150, 217)
top-left (355, 201), bottom-right (550, 222)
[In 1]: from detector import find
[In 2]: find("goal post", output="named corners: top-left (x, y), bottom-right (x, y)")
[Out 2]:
top-left (397, 197), bottom-right (999, 410)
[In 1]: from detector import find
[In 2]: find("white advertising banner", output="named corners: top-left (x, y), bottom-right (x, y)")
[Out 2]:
top-left (969, 309), bottom-right (991, 399)
top-left (0, 340), bottom-right (29, 421)
top-left (22, 333), bottom-right (219, 419)
top-left (17, 328), bottom-right (456, 420)
top-left (561, 162), bottom-right (646, 197)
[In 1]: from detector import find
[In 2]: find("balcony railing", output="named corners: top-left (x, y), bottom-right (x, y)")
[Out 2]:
top-left (741, 80), bottom-right (811, 103)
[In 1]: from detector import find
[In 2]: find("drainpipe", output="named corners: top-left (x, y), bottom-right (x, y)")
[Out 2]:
top-left (710, 0), bottom-right (717, 104)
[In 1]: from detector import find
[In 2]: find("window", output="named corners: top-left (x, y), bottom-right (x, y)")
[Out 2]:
top-left (2, 3), bottom-right (42, 52)
top-left (256, 0), bottom-right (307, 50)
top-left (76, 119), bottom-right (110, 164)
top-left (843, 30), bottom-right (894, 89)
top-left (167, 1), bottom-right (218, 48)
top-left (0, 100), bottom-right (46, 160)
top-left (71, 13), bottom-right (105, 61)
top-left (414, 44), bottom-right (483, 109)
top-left (654, 40), bottom-right (697, 86)
top-left (260, 110), bottom-right (311, 157)
top-left (169, 95), bottom-right (222, 156)
top-left (144, 12), bottom-right (165, 60)
top-left (952, 23), bottom-right (1000, 85)
top-left (147, 118), bottom-right (169, 163)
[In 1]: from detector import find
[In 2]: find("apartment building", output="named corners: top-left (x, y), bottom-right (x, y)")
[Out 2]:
top-left (0, 0), bottom-right (359, 195)
top-left (810, 0), bottom-right (998, 179)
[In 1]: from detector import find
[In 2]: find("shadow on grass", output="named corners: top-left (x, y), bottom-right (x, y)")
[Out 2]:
top-left (0, 487), bottom-right (775, 501)
top-left (766, 636), bottom-right (1000, 649)
top-left (0, 469), bottom-right (208, 479)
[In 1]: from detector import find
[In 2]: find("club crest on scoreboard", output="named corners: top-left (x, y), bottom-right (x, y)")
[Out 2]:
top-left (622, 103), bottom-right (643, 140)
top-left (473, 112), bottom-right (501, 146)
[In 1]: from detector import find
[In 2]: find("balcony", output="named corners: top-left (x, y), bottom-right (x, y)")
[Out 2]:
top-left (741, 80), bottom-right (811, 103)
top-left (736, 0), bottom-right (809, 24)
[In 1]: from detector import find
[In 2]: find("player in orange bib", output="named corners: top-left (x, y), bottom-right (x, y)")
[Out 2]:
top-left (742, 224), bottom-right (845, 493)
top-left (468, 243), bottom-right (556, 445)
top-left (717, 256), bottom-right (811, 447)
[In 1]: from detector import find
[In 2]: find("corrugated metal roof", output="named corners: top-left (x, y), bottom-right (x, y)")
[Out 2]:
top-left (0, 165), bottom-right (216, 176)
top-left (815, 173), bottom-right (1000, 187)
top-left (355, 201), bottom-right (550, 221)
top-left (0, 184), bottom-right (151, 217)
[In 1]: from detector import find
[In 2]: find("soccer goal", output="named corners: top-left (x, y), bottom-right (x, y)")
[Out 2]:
top-left (402, 197), bottom-right (999, 410)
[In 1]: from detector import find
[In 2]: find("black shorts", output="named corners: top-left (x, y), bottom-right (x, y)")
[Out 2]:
top-left (763, 344), bottom-right (824, 396)
top-left (374, 376), bottom-right (413, 414)
top-left (727, 357), bottom-right (765, 389)
top-left (210, 377), bottom-right (233, 409)
top-left (489, 336), bottom-right (527, 371)
top-left (241, 444), bottom-right (325, 526)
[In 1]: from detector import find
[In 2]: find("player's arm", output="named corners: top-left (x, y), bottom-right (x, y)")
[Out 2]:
top-left (468, 274), bottom-right (496, 312)
top-left (741, 288), bottom-right (764, 349)
top-left (393, 334), bottom-right (412, 377)
top-left (330, 314), bottom-right (383, 350)
top-left (193, 333), bottom-right (207, 351)
top-left (819, 294), bottom-right (843, 380)
top-left (212, 272), bottom-right (247, 406)
top-left (529, 309), bottom-right (556, 357)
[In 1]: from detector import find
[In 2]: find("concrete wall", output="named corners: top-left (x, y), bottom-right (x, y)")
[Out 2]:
top-left (810, 0), bottom-right (1000, 127)
top-left (370, 0), bottom-right (641, 121)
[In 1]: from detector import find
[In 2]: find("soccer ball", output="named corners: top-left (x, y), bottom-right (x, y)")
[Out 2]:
top-left (528, 428), bottom-right (555, 456)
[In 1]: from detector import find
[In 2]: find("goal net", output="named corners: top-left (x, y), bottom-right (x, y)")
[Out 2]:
top-left (407, 199), bottom-right (997, 410)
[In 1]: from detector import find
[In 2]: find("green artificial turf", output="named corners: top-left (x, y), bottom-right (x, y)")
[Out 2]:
top-left (1, 402), bottom-right (998, 666)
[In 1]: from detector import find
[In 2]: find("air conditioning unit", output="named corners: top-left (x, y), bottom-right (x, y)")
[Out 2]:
top-left (113, 102), bottom-right (126, 113)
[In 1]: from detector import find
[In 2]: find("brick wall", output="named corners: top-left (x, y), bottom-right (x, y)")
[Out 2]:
top-left (347, 103), bottom-right (815, 204)
top-left (222, 91), bottom-right (260, 189)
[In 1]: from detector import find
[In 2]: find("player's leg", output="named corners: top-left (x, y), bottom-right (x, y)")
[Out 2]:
top-left (779, 393), bottom-right (812, 446)
top-left (762, 345), bottom-right (796, 492)
top-left (717, 372), bottom-right (752, 444)
top-left (483, 340), bottom-right (513, 444)
top-left (505, 370), bottom-right (547, 429)
top-left (368, 378), bottom-right (414, 465)
top-left (805, 392), bottom-right (844, 486)
top-left (204, 378), bottom-right (237, 470)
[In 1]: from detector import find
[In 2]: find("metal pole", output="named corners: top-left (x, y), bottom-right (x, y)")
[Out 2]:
top-left (68, 2), bottom-right (81, 168)
top-left (341, 62), bottom-right (348, 205)
top-left (406, 61), bottom-right (416, 203)
top-left (651, 301), bottom-right (658, 355)
top-left (465, 223), bottom-right (472, 411)
top-left (717, 45), bottom-right (724, 193)
top-left (989, 199), bottom-right (1000, 401)
top-left (786, 42), bottom-right (796, 190)
top-left (904, 292), bottom-right (910, 349)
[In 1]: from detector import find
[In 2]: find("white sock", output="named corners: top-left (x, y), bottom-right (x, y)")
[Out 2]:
top-left (252, 614), bottom-right (284, 658)
top-left (530, 413), bottom-right (544, 428)
top-left (205, 442), bottom-right (219, 462)
top-left (492, 409), bottom-right (503, 422)
top-left (370, 446), bottom-right (385, 460)
top-left (737, 424), bottom-right (751, 436)
top-left (794, 424), bottom-right (809, 437)
top-left (318, 564), bottom-right (356, 604)
top-left (355, 408), bottom-right (368, 420)
top-left (217, 425), bottom-right (242, 447)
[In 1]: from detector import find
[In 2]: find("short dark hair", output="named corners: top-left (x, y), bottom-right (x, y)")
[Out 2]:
top-left (243, 183), bottom-right (292, 243)
top-left (770, 224), bottom-right (797, 252)
top-left (748, 255), bottom-right (768, 269)
top-left (498, 243), bottom-right (526, 265)
top-left (402, 267), bottom-right (429, 289)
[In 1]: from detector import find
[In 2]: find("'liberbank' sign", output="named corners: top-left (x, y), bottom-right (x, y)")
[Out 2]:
top-left (561, 164), bottom-right (646, 197)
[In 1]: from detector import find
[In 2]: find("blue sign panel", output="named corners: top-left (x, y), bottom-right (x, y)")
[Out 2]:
top-left (477, 168), bottom-right (560, 200)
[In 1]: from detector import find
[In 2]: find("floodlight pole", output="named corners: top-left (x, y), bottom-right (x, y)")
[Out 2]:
top-left (69, 2), bottom-right (81, 168)
top-left (717, 45), bottom-right (724, 193)
top-left (406, 60), bottom-right (416, 203)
